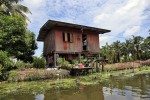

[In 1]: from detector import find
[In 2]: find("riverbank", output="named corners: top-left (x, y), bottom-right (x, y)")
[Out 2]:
top-left (0, 66), bottom-right (150, 98)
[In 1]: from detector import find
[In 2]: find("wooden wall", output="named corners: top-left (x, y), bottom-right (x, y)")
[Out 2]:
top-left (43, 26), bottom-right (100, 55)
top-left (86, 31), bottom-right (99, 53)
top-left (54, 26), bottom-right (82, 53)
top-left (43, 30), bottom-right (55, 55)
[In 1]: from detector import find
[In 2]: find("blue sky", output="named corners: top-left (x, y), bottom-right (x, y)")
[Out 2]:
top-left (22, 0), bottom-right (150, 57)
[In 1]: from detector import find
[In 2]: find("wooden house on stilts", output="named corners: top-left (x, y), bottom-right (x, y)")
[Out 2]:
top-left (37, 20), bottom-right (110, 68)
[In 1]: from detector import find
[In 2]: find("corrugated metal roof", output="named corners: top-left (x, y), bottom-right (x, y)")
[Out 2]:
top-left (37, 20), bottom-right (111, 41)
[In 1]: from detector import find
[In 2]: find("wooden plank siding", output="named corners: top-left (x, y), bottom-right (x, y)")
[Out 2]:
top-left (43, 30), bottom-right (55, 55)
top-left (86, 31), bottom-right (99, 53)
top-left (54, 26), bottom-right (82, 53)
top-left (53, 26), bottom-right (99, 54)
top-left (43, 26), bottom-right (100, 55)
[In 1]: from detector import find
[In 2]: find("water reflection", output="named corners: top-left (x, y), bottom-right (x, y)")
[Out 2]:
top-left (43, 85), bottom-right (104, 100)
top-left (35, 94), bottom-right (44, 100)
top-left (1, 74), bottom-right (150, 100)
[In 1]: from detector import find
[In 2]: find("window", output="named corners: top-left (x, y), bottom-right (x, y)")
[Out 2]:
top-left (63, 32), bottom-right (73, 42)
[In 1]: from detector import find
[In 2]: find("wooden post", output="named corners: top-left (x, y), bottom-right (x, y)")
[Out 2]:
top-left (54, 52), bottom-right (56, 68)
top-left (102, 62), bottom-right (104, 72)
top-left (78, 53), bottom-right (81, 63)
top-left (96, 61), bottom-right (99, 72)
top-left (47, 55), bottom-right (50, 67)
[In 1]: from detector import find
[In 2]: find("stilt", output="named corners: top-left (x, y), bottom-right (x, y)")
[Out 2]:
top-left (96, 62), bottom-right (99, 72)
top-left (78, 53), bottom-right (81, 63)
top-left (54, 52), bottom-right (56, 68)
top-left (102, 62), bottom-right (104, 72)
top-left (47, 55), bottom-right (50, 67)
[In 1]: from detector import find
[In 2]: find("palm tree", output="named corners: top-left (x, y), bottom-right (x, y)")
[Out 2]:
top-left (131, 35), bottom-right (144, 60)
top-left (112, 41), bottom-right (121, 63)
top-left (0, 0), bottom-right (31, 21)
top-left (141, 35), bottom-right (150, 59)
top-left (121, 40), bottom-right (133, 62)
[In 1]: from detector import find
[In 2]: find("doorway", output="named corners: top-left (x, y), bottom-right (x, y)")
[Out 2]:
top-left (82, 34), bottom-right (87, 51)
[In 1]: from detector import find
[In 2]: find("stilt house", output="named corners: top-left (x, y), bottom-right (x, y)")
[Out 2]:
top-left (37, 20), bottom-right (110, 67)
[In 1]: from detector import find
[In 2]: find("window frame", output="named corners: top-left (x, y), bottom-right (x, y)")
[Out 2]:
top-left (62, 32), bottom-right (73, 43)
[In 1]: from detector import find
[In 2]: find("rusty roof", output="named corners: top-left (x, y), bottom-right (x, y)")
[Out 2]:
top-left (37, 20), bottom-right (111, 41)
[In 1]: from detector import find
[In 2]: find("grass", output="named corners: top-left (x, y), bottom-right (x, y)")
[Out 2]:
top-left (0, 66), bottom-right (150, 98)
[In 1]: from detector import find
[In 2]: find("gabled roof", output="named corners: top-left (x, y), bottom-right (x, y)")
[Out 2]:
top-left (37, 20), bottom-right (111, 41)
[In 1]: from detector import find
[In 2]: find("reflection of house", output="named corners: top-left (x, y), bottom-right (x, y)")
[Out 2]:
top-left (37, 20), bottom-right (110, 67)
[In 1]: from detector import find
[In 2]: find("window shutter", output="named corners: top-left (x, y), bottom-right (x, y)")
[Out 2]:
top-left (64, 32), bottom-right (68, 42)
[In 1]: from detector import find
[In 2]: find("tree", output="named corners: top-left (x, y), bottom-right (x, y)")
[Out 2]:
top-left (100, 34), bottom-right (150, 63)
top-left (0, 0), bottom-right (31, 21)
top-left (0, 15), bottom-right (37, 62)
top-left (111, 41), bottom-right (121, 63)
top-left (131, 36), bottom-right (144, 60)
top-left (18, 30), bottom-right (38, 62)
top-left (141, 35), bottom-right (150, 59)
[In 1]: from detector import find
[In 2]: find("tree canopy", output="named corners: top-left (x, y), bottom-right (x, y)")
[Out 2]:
top-left (0, 15), bottom-right (37, 62)
top-left (0, 0), bottom-right (31, 21)
top-left (100, 35), bottom-right (150, 63)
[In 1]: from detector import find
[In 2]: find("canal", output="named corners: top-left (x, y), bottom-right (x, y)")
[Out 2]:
top-left (0, 73), bottom-right (150, 100)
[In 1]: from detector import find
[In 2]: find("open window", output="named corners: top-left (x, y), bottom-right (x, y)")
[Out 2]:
top-left (82, 34), bottom-right (87, 51)
top-left (63, 32), bottom-right (73, 42)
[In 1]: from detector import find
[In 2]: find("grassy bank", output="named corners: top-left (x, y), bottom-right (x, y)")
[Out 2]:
top-left (0, 66), bottom-right (150, 98)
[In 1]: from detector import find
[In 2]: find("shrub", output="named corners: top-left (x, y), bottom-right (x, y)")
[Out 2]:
top-left (15, 61), bottom-right (25, 70)
top-left (33, 57), bottom-right (46, 68)
top-left (57, 57), bottom-right (70, 67)
top-left (25, 63), bottom-right (33, 68)
top-left (0, 50), bottom-right (14, 80)
top-left (8, 71), bottom-right (19, 82)
top-left (0, 50), bottom-right (14, 71)
top-left (0, 64), bottom-right (2, 76)
top-left (25, 71), bottom-right (41, 81)
top-left (57, 57), bottom-right (64, 66)
top-left (80, 56), bottom-right (87, 64)
top-left (72, 59), bottom-right (78, 65)
top-left (63, 60), bottom-right (69, 67)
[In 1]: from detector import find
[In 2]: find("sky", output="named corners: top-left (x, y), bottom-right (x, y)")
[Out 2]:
top-left (22, 0), bottom-right (150, 57)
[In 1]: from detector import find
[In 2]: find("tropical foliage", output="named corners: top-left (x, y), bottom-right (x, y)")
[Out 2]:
top-left (0, 0), bottom-right (31, 21)
top-left (33, 57), bottom-right (46, 68)
top-left (0, 15), bottom-right (37, 62)
top-left (0, 50), bottom-right (14, 80)
top-left (100, 35), bottom-right (150, 63)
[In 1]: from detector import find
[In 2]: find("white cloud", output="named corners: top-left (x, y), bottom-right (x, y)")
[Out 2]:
top-left (93, 0), bottom-right (149, 34)
top-left (124, 26), bottom-right (140, 37)
top-left (99, 36), bottom-right (109, 42)
top-left (21, 0), bottom-right (150, 56)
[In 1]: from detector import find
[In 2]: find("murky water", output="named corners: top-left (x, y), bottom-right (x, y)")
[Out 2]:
top-left (1, 73), bottom-right (150, 100)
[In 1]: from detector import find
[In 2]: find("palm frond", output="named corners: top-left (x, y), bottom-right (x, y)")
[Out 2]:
top-left (15, 9), bottom-right (31, 22)
top-left (14, 4), bottom-right (31, 14)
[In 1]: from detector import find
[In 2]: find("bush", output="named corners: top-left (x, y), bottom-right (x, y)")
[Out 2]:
top-left (72, 59), bottom-right (78, 65)
top-left (0, 50), bottom-right (14, 71)
top-left (15, 61), bottom-right (25, 70)
top-left (8, 71), bottom-right (19, 82)
top-left (25, 63), bottom-right (33, 68)
top-left (57, 57), bottom-right (70, 67)
top-left (0, 64), bottom-right (2, 76)
top-left (63, 60), bottom-right (69, 67)
top-left (33, 57), bottom-right (46, 68)
top-left (80, 56), bottom-right (87, 64)
top-left (25, 71), bottom-right (41, 81)
top-left (57, 57), bottom-right (64, 66)
top-left (0, 50), bottom-right (14, 80)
